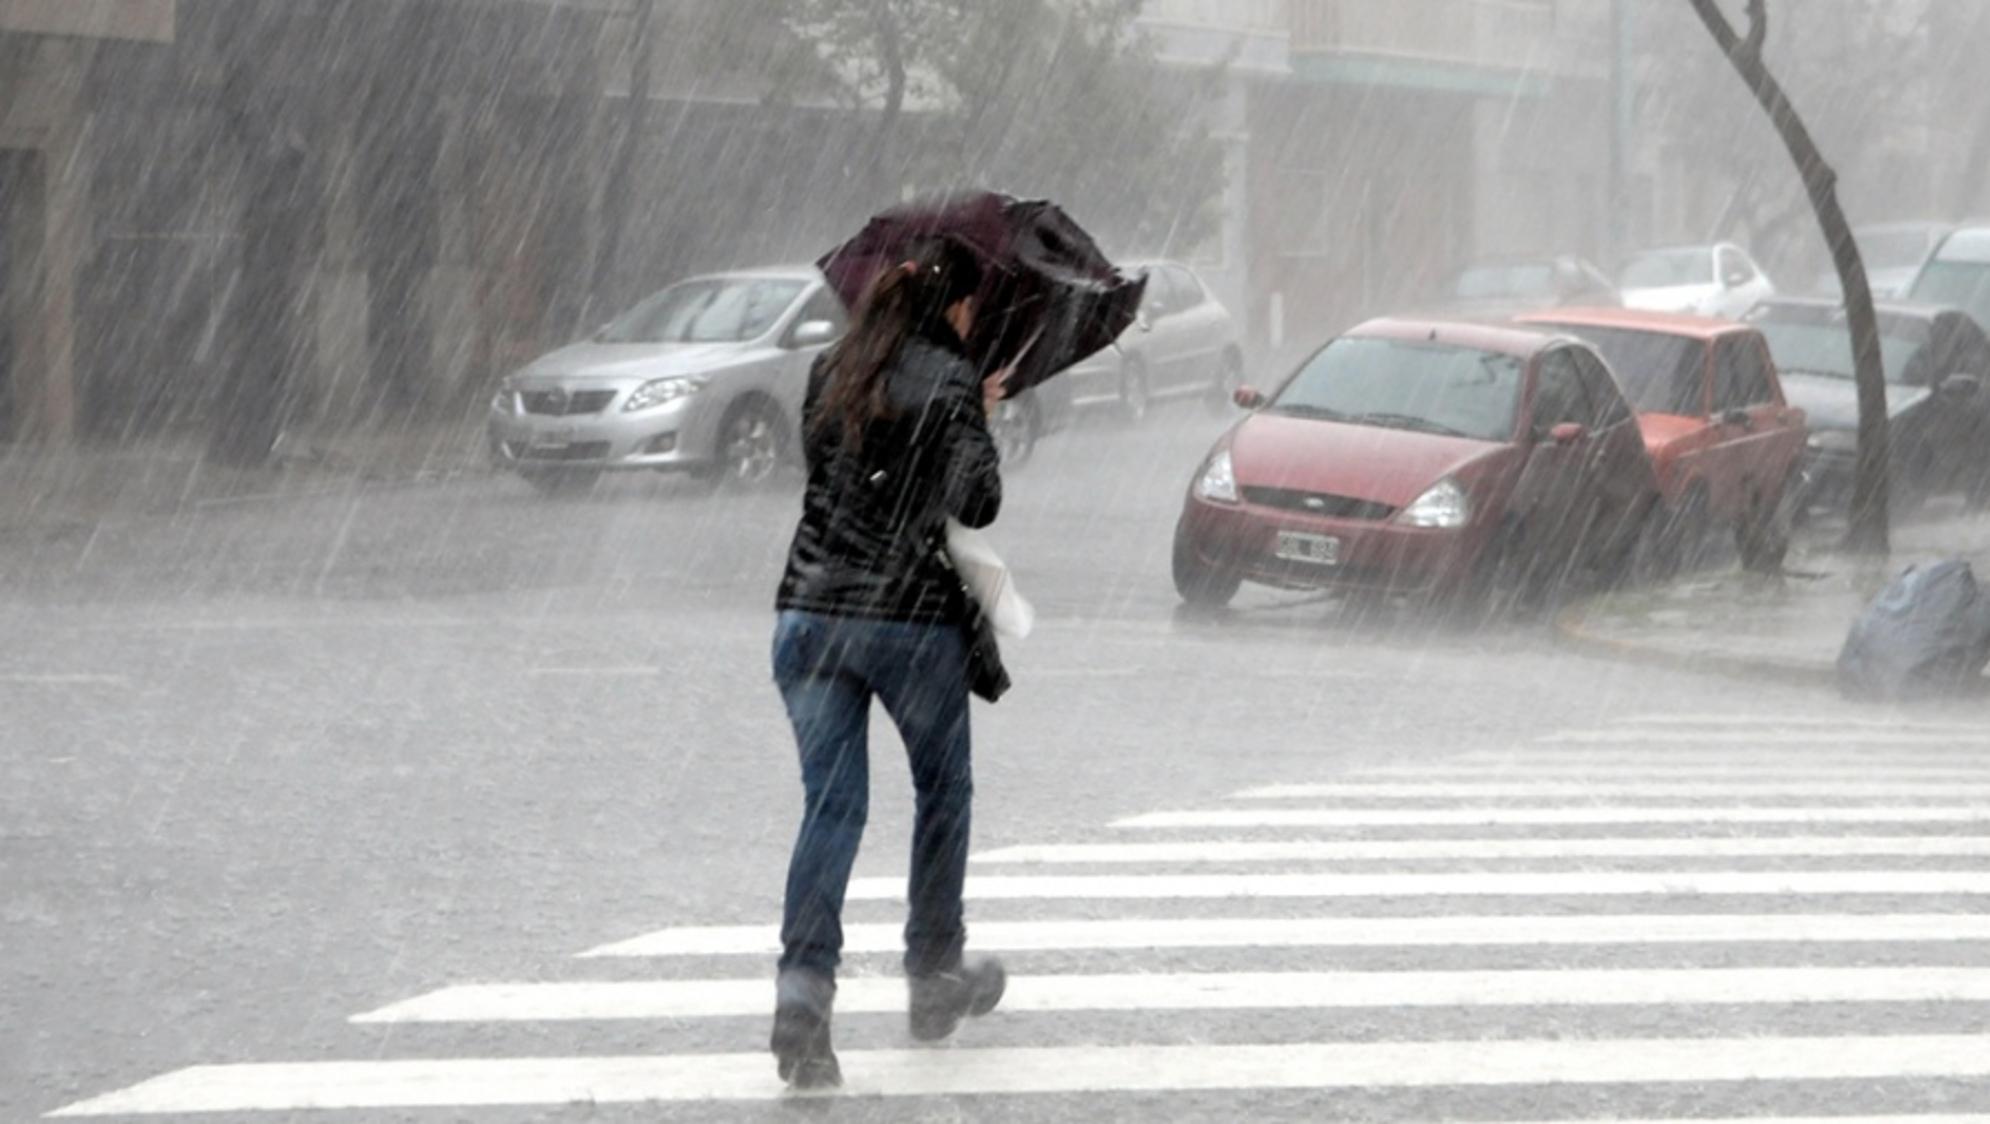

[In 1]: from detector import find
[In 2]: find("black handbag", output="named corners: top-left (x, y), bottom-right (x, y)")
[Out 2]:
top-left (962, 596), bottom-right (1011, 703)
top-left (934, 539), bottom-right (1011, 703)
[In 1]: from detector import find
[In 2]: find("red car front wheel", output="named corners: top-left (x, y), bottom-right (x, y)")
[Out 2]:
top-left (1172, 527), bottom-right (1242, 608)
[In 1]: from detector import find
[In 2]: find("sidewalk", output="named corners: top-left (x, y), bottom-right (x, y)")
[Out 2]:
top-left (0, 419), bottom-right (491, 534)
top-left (1558, 503), bottom-right (1990, 686)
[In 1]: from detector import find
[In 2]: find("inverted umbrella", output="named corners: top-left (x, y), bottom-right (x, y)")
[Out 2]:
top-left (817, 190), bottom-right (1146, 396)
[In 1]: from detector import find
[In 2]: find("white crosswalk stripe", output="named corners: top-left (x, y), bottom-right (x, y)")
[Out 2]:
top-left (1115, 805), bottom-right (1990, 827)
top-left (1540, 730), bottom-right (1990, 745)
top-left (1237, 781), bottom-right (1990, 798)
top-left (53, 714), bottom-right (1990, 1118)
top-left (1616, 714), bottom-right (1990, 731)
top-left (48, 1037), bottom-right (1990, 1115)
top-left (1344, 766), bottom-right (1990, 779)
top-left (846, 869), bottom-right (1990, 899)
top-left (580, 913), bottom-right (1990, 958)
top-left (969, 837), bottom-right (1990, 863)
top-left (1433, 752), bottom-right (1990, 766)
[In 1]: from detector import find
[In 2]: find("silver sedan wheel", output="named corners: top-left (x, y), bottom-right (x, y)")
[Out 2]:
top-left (720, 404), bottom-right (782, 485)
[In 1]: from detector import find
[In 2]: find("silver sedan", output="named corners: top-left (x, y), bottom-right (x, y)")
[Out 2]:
top-left (1054, 259), bottom-right (1243, 424)
top-left (487, 267), bottom-right (846, 493)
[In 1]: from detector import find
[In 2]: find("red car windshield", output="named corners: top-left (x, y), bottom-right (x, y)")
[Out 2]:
top-left (1271, 337), bottom-right (1522, 442)
top-left (1534, 323), bottom-right (1703, 416)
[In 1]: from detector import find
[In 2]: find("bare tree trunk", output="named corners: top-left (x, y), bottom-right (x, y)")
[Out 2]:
top-left (594, 0), bottom-right (658, 315)
top-left (212, 34), bottom-right (316, 467)
top-left (1686, 0), bottom-right (1888, 555)
top-left (867, 0), bottom-right (908, 200)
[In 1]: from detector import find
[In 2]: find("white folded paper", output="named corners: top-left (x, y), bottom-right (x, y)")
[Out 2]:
top-left (945, 518), bottom-right (1035, 640)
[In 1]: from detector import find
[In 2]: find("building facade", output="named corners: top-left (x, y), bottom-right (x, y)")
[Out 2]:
top-left (0, 0), bottom-right (872, 453)
top-left (1, 1), bottom-right (177, 443)
top-left (1138, 0), bottom-right (1618, 370)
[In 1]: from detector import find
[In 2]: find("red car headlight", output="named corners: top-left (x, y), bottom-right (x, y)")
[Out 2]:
top-left (1396, 477), bottom-right (1471, 529)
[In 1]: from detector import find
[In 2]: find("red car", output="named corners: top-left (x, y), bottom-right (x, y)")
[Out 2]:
top-left (1172, 318), bottom-right (1661, 608)
top-left (1517, 308), bottom-right (1808, 569)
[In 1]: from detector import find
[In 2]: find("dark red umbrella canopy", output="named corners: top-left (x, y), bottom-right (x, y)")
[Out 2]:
top-left (817, 190), bottom-right (1146, 396)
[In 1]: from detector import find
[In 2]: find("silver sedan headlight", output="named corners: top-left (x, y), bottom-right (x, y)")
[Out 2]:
top-left (623, 376), bottom-right (708, 413)
top-left (491, 381), bottom-right (517, 414)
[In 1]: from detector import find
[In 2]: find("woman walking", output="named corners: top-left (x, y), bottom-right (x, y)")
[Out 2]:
top-left (769, 237), bottom-right (1008, 1089)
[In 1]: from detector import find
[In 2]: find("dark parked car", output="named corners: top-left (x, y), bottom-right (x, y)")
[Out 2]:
top-left (1172, 318), bottom-right (1660, 609)
top-left (1745, 297), bottom-right (1990, 512)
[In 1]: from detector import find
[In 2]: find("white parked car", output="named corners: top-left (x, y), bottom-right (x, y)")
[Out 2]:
top-left (486, 267), bottom-right (846, 493)
top-left (1056, 260), bottom-right (1243, 421)
top-left (1618, 243), bottom-right (1774, 320)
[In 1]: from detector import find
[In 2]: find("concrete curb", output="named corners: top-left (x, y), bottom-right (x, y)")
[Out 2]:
top-left (1552, 599), bottom-right (1839, 690)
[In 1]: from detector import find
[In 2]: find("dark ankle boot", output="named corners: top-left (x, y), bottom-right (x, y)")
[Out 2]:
top-left (907, 955), bottom-right (1006, 1042)
top-left (770, 968), bottom-right (841, 1089)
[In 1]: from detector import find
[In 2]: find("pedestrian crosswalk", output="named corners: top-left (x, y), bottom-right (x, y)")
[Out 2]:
top-left (47, 1037), bottom-right (1990, 1114)
top-left (52, 712), bottom-right (1990, 1119)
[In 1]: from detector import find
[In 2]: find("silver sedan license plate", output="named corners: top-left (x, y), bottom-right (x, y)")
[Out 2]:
top-left (530, 426), bottom-right (578, 450)
top-left (1276, 531), bottom-right (1341, 566)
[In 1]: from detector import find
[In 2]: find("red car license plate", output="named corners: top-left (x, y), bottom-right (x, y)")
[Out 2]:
top-left (1276, 531), bottom-right (1341, 566)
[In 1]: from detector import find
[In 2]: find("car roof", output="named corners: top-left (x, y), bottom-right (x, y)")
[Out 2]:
top-left (1628, 243), bottom-right (1720, 256)
top-left (1451, 255), bottom-right (1605, 276)
top-left (1930, 227), bottom-right (1990, 264)
top-left (1860, 220), bottom-right (1950, 235)
top-left (1517, 306), bottom-right (1749, 341)
top-left (684, 265), bottom-right (825, 282)
top-left (1349, 316), bottom-right (1560, 359)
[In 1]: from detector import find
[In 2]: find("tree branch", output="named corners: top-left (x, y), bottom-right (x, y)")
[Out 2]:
top-left (1744, 0), bottom-right (1767, 57)
top-left (1683, 0), bottom-right (1742, 54)
top-left (1684, 0), bottom-right (1889, 553)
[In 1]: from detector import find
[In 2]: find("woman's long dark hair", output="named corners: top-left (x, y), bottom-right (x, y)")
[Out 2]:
top-left (816, 237), bottom-right (984, 451)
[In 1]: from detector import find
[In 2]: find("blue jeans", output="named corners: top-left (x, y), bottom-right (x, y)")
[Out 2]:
top-left (772, 609), bottom-right (973, 978)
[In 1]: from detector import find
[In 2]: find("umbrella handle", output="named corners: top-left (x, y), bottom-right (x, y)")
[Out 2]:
top-left (1006, 326), bottom-right (1045, 374)
top-left (991, 328), bottom-right (1044, 401)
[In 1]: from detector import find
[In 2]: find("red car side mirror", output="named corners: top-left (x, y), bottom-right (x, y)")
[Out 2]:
top-left (1233, 385), bottom-right (1267, 410)
top-left (1550, 422), bottom-right (1587, 445)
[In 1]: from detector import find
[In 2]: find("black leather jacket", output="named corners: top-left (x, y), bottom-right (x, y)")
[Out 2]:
top-left (775, 325), bottom-right (1002, 624)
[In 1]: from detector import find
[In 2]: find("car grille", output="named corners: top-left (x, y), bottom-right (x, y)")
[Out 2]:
top-left (520, 389), bottom-right (617, 416)
top-left (1242, 486), bottom-right (1396, 521)
top-left (518, 441), bottom-right (610, 462)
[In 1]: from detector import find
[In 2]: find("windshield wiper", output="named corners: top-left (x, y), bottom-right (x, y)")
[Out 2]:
top-left (1350, 412), bottom-right (1472, 438)
top-left (1272, 403), bottom-right (1353, 421)
top-left (1780, 366), bottom-right (1852, 379)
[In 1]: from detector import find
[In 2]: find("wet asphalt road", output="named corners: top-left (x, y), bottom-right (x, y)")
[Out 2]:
top-left (6, 406), bottom-right (1989, 1122)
